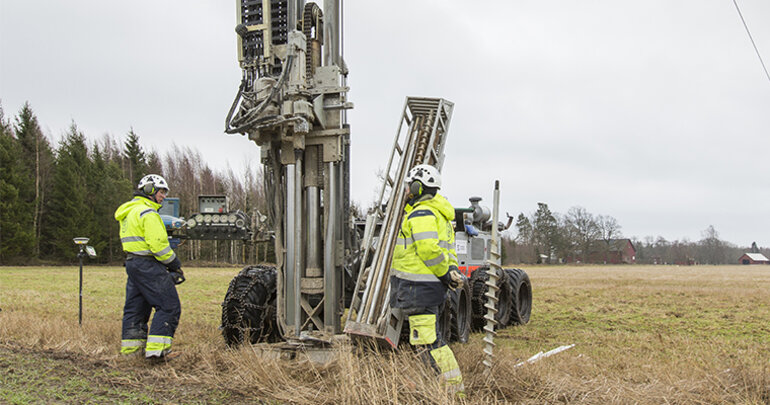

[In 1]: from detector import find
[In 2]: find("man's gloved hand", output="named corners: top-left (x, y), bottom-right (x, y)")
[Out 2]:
top-left (168, 268), bottom-right (185, 285)
top-left (166, 257), bottom-right (185, 285)
top-left (448, 266), bottom-right (464, 290)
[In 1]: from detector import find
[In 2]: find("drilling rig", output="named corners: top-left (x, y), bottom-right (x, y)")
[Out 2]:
top-left (219, 0), bottom-right (532, 350)
top-left (221, 0), bottom-right (352, 344)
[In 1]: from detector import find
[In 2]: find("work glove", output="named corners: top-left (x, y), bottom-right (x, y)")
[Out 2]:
top-left (165, 257), bottom-right (185, 284)
top-left (168, 268), bottom-right (186, 285)
top-left (448, 266), bottom-right (464, 290)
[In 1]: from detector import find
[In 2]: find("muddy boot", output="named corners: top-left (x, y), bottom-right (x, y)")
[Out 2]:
top-left (146, 350), bottom-right (182, 364)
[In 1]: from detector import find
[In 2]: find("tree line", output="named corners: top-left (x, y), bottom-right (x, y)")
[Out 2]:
top-left (0, 102), bottom-right (271, 265)
top-left (1, 102), bottom-right (762, 267)
top-left (500, 204), bottom-right (764, 265)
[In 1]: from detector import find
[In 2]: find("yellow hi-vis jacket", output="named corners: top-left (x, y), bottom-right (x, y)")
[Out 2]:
top-left (390, 192), bottom-right (458, 308)
top-left (114, 195), bottom-right (177, 265)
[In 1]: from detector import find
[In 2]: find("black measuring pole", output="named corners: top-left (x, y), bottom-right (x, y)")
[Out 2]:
top-left (78, 246), bottom-right (86, 325)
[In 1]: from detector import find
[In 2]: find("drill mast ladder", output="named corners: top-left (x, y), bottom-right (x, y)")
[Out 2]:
top-left (344, 97), bottom-right (454, 347)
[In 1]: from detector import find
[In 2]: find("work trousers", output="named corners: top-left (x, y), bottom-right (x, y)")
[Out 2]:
top-left (121, 256), bottom-right (181, 357)
top-left (404, 305), bottom-right (465, 395)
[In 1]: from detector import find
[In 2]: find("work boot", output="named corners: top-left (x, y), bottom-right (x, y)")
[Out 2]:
top-left (146, 350), bottom-right (182, 364)
top-left (118, 347), bottom-right (145, 361)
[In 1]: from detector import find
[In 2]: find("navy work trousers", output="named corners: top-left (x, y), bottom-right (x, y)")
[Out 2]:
top-left (403, 306), bottom-right (444, 363)
top-left (121, 256), bottom-right (181, 340)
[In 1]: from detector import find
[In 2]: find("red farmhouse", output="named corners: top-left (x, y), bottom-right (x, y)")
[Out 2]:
top-left (738, 253), bottom-right (769, 265)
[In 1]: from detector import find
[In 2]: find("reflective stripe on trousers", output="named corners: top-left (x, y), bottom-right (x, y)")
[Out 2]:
top-left (405, 306), bottom-right (465, 395)
top-left (430, 345), bottom-right (465, 394)
top-left (145, 335), bottom-right (173, 358)
top-left (120, 339), bottom-right (146, 355)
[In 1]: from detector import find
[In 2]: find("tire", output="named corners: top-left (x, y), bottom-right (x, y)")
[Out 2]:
top-left (438, 299), bottom-right (452, 344)
top-left (448, 279), bottom-right (471, 343)
top-left (504, 268), bottom-right (532, 325)
top-left (221, 265), bottom-right (281, 346)
top-left (470, 266), bottom-right (512, 331)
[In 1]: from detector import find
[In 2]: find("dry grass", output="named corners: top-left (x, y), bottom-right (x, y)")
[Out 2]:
top-left (2, 265), bottom-right (770, 404)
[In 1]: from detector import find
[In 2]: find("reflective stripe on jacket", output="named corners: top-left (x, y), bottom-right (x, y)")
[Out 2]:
top-left (114, 196), bottom-right (176, 264)
top-left (390, 192), bottom-right (456, 308)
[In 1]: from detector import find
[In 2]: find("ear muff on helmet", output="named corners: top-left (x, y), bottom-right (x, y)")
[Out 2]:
top-left (142, 183), bottom-right (155, 196)
top-left (409, 181), bottom-right (423, 197)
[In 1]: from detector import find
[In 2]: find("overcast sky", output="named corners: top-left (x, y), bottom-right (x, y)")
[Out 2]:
top-left (2, 0), bottom-right (769, 247)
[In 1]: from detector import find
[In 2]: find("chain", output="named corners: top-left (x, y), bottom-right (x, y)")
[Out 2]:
top-left (221, 265), bottom-right (278, 343)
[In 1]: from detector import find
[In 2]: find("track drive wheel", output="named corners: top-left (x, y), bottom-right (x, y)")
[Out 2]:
top-left (504, 268), bottom-right (532, 325)
top-left (438, 300), bottom-right (452, 344)
top-left (448, 276), bottom-right (472, 343)
top-left (469, 266), bottom-right (512, 331)
top-left (221, 265), bottom-right (281, 346)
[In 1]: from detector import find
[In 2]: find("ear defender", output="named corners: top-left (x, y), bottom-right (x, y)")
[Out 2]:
top-left (143, 184), bottom-right (155, 195)
top-left (409, 181), bottom-right (422, 197)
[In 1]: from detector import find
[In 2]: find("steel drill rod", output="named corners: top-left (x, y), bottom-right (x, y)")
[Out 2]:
top-left (354, 105), bottom-right (407, 322)
top-left (359, 118), bottom-right (417, 323)
top-left (323, 162), bottom-right (337, 330)
top-left (285, 164), bottom-right (296, 330)
top-left (482, 180), bottom-right (501, 374)
top-left (294, 155), bottom-right (303, 337)
top-left (365, 120), bottom-right (425, 325)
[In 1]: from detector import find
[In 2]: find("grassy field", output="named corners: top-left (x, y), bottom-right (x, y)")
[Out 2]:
top-left (1, 264), bottom-right (769, 404)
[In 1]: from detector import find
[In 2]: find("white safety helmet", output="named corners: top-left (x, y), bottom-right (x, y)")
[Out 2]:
top-left (137, 174), bottom-right (169, 195)
top-left (405, 164), bottom-right (441, 189)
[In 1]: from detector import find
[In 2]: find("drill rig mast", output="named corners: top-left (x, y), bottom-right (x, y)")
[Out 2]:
top-left (224, 0), bottom-right (352, 340)
top-left (220, 1), bottom-right (532, 350)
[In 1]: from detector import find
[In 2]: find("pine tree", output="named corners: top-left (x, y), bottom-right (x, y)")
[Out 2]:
top-left (89, 145), bottom-right (110, 261)
top-left (91, 143), bottom-right (133, 262)
top-left (515, 213), bottom-right (533, 244)
top-left (532, 202), bottom-right (559, 263)
top-left (41, 123), bottom-right (93, 262)
top-left (0, 105), bottom-right (35, 263)
top-left (14, 102), bottom-right (54, 258)
top-left (123, 128), bottom-right (148, 186)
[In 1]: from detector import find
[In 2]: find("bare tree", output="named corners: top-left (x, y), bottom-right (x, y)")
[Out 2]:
top-left (698, 225), bottom-right (726, 264)
top-left (97, 133), bottom-right (124, 162)
top-left (597, 215), bottom-right (622, 241)
top-left (563, 206), bottom-right (600, 262)
top-left (596, 214), bottom-right (622, 263)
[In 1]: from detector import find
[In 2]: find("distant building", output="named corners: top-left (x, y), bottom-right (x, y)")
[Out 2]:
top-left (597, 239), bottom-right (636, 264)
top-left (566, 238), bottom-right (637, 264)
top-left (738, 252), bottom-right (769, 265)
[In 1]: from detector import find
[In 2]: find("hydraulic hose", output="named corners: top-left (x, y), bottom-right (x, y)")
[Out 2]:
top-left (225, 55), bottom-right (295, 134)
